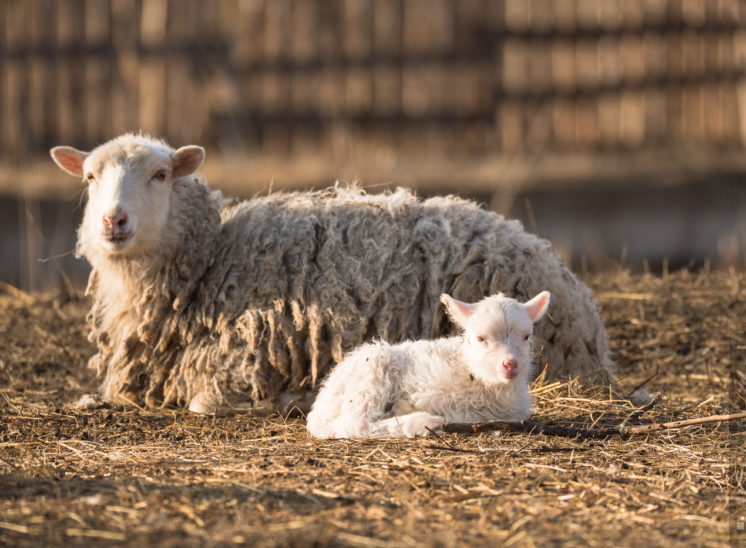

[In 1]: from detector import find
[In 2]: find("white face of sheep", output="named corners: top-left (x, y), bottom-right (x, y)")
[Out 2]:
top-left (50, 138), bottom-right (205, 257)
top-left (441, 291), bottom-right (550, 386)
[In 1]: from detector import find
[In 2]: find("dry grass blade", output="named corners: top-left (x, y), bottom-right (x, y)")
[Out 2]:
top-left (65, 528), bottom-right (127, 541)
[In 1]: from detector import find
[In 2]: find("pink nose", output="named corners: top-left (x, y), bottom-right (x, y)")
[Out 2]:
top-left (103, 212), bottom-right (128, 229)
top-left (502, 359), bottom-right (518, 375)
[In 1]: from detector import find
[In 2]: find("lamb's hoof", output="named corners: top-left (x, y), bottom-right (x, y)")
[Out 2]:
top-left (403, 414), bottom-right (445, 438)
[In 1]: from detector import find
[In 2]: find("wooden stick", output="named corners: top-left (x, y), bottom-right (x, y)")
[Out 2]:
top-left (442, 420), bottom-right (609, 439)
top-left (442, 404), bottom-right (746, 439)
top-left (442, 386), bottom-right (667, 438)
top-left (619, 411), bottom-right (746, 434)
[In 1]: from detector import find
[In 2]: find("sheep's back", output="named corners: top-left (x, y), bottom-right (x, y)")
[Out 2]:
top-left (193, 188), bottom-right (610, 404)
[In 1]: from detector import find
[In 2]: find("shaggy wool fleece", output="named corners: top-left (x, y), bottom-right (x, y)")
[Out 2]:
top-left (84, 181), bottom-right (612, 411)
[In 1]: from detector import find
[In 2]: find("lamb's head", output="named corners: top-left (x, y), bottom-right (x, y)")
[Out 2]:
top-left (441, 291), bottom-right (550, 386)
top-left (50, 134), bottom-right (205, 260)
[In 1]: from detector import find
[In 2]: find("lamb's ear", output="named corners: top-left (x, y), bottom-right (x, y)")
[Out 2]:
top-left (172, 145), bottom-right (205, 178)
top-left (441, 294), bottom-right (477, 327)
top-left (524, 291), bottom-right (550, 323)
top-left (50, 146), bottom-right (88, 178)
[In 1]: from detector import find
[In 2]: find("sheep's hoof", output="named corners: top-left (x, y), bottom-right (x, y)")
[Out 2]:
top-left (72, 393), bottom-right (105, 410)
top-left (188, 391), bottom-right (218, 414)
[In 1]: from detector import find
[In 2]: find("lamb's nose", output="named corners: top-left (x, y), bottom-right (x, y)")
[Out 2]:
top-left (103, 212), bottom-right (128, 229)
top-left (502, 359), bottom-right (518, 373)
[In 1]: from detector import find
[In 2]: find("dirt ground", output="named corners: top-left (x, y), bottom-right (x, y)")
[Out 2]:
top-left (0, 269), bottom-right (744, 547)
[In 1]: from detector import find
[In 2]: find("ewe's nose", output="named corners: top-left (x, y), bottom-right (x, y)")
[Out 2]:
top-left (103, 212), bottom-right (128, 229)
top-left (502, 358), bottom-right (518, 376)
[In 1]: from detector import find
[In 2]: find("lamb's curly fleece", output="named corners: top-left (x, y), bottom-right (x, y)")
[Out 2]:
top-left (306, 291), bottom-right (547, 439)
top-left (82, 178), bottom-right (613, 411)
top-left (307, 336), bottom-right (534, 438)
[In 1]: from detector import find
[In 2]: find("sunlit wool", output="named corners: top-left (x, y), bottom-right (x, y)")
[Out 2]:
top-left (51, 134), bottom-right (614, 413)
top-left (307, 292), bottom-right (550, 438)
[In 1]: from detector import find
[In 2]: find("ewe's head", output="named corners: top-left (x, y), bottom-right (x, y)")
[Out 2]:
top-left (441, 291), bottom-right (550, 386)
top-left (50, 134), bottom-right (204, 258)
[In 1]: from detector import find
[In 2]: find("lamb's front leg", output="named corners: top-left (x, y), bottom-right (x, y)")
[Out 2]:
top-left (371, 411), bottom-right (445, 438)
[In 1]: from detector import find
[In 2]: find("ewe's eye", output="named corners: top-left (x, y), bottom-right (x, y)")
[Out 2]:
top-left (153, 170), bottom-right (167, 181)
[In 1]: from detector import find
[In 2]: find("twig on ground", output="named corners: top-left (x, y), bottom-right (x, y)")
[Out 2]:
top-left (442, 385), bottom-right (746, 439)
top-left (442, 411), bottom-right (746, 439)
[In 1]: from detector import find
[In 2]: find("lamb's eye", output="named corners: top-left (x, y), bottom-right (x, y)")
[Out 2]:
top-left (153, 170), bottom-right (167, 181)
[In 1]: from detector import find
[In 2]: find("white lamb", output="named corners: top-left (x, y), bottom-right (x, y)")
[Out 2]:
top-left (306, 291), bottom-right (550, 438)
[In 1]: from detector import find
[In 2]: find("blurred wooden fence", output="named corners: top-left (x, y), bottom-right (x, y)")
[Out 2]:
top-left (1, 0), bottom-right (745, 162)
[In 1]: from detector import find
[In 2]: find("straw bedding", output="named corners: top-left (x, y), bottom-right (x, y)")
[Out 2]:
top-left (0, 269), bottom-right (743, 546)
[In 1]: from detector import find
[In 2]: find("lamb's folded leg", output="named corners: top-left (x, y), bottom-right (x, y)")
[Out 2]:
top-left (307, 344), bottom-right (399, 439)
top-left (307, 384), bottom-right (391, 438)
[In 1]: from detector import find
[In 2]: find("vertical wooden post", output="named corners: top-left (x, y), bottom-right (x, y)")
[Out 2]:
top-left (0, 3), bottom-right (9, 157)
top-left (3, 2), bottom-right (29, 161)
top-left (110, 0), bottom-right (139, 136)
top-left (139, 0), bottom-right (167, 137)
top-left (262, 0), bottom-right (291, 154)
top-left (84, 0), bottom-right (111, 144)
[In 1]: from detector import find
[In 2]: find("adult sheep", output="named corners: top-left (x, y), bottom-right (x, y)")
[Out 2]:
top-left (51, 133), bottom-right (614, 414)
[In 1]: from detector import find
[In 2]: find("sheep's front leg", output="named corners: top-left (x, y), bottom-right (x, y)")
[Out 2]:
top-left (371, 411), bottom-right (445, 438)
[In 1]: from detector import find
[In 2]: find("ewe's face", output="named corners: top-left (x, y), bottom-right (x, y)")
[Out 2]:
top-left (82, 145), bottom-right (174, 256)
top-left (442, 292), bottom-right (550, 386)
top-left (51, 138), bottom-right (204, 259)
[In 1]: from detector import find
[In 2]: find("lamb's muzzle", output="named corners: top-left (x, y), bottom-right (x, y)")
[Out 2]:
top-left (502, 358), bottom-right (518, 378)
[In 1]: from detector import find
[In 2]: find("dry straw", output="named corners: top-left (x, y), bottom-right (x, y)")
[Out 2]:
top-left (0, 269), bottom-right (743, 546)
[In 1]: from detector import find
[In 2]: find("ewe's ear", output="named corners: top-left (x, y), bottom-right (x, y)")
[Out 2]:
top-left (441, 294), bottom-right (477, 327)
top-left (524, 291), bottom-right (550, 323)
top-left (172, 145), bottom-right (205, 178)
top-left (50, 146), bottom-right (89, 178)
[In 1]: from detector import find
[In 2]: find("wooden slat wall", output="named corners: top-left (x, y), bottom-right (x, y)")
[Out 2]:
top-left (0, 0), bottom-right (743, 161)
